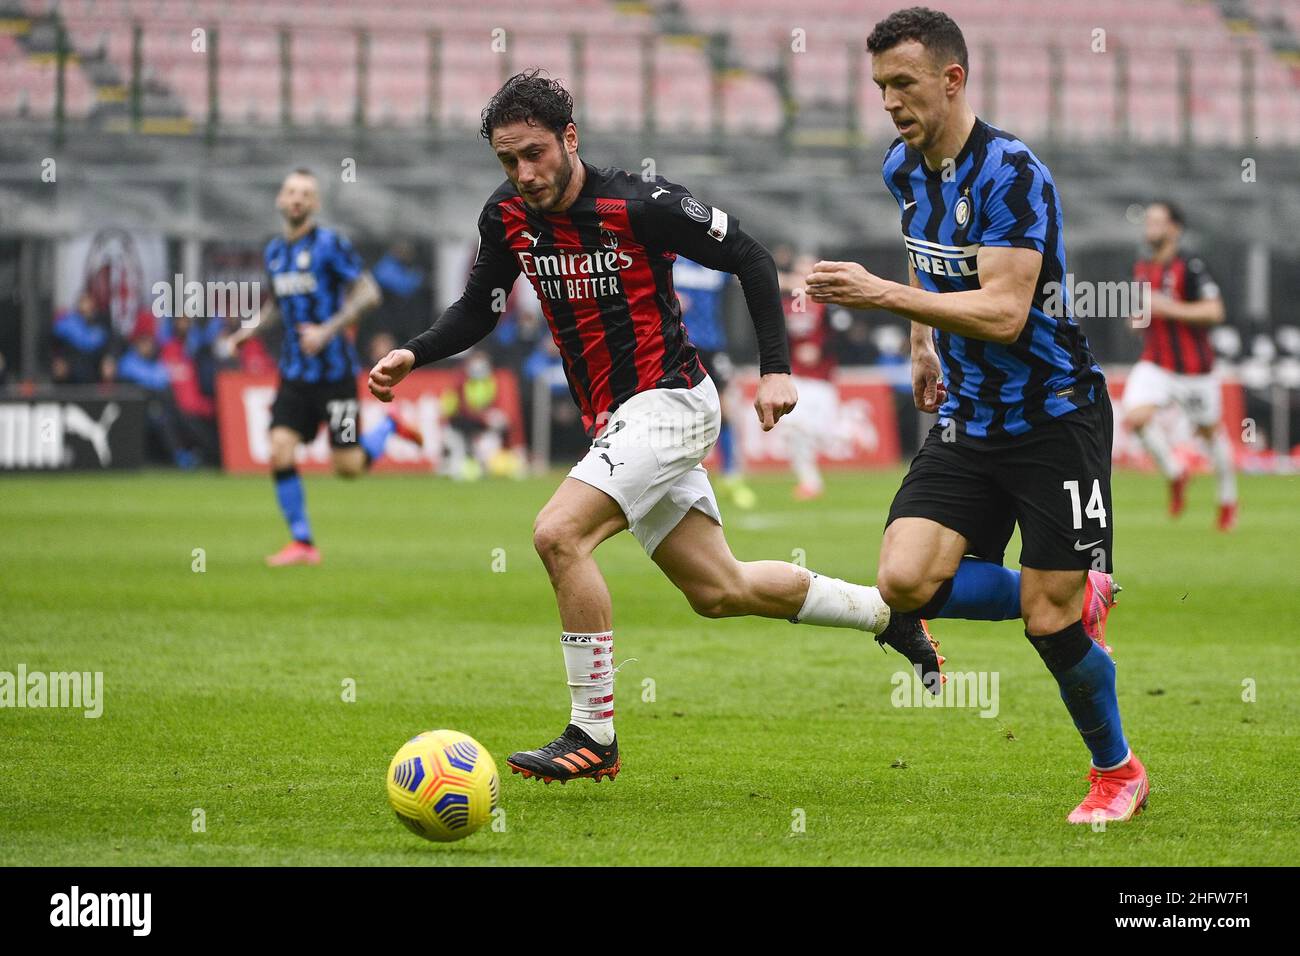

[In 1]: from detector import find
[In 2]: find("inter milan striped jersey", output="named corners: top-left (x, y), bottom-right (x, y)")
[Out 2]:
top-left (404, 162), bottom-right (790, 434)
top-left (1134, 252), bottom-right (1219, 375)
top-left (883, 118), bottom-right (1104, 441)
top-left (264, 226), bottom-right (364, 384)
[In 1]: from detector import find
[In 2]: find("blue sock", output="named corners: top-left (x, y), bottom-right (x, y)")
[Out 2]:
top-left (935, 558), bottom-right (1022, 621)
top-left (273, 467), bottom-right (312, 544)
top-left (360, 415), bottom-right (396, 464)
top-left (718, 421), bottom-right (737, 475)
top-left (1029, 622), bottom-right (1129, 769)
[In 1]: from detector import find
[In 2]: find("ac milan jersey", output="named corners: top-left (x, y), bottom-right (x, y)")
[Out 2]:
top-left (1134, 253), bottom-right (1219, 375)
top-left (784, 294), bottom-right (834, 381)
top-left (415, 162), bottom-right (788, 434)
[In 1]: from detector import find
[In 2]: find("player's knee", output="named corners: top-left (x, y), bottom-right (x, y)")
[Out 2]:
top-left (268, 431), bottom-right (298, 469)
top-left (532, 516), bottom-right (581, 571)
top-left (876, 560), bottom-right (934, 612)
top-left (682, 578), bottom-right (743, 619)
top-left (1124, 406), bottom-right (1153, 431)
top-left (269, 446), bottom-right (296, 470)
top-left (685, 586), bottom-right (729, 618)
top-left (335, 461), bottom-right (363, 479)
top-left (1020, 586), bottom-right (1082, 634)
top-left (1023, 606), bottom-right (1077, 636)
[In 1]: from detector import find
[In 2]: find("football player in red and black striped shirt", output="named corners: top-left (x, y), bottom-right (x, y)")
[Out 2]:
top-left (367, 71), bottom-right (942, 783)
top-left (1120, 201), bottom-right (1237, 530)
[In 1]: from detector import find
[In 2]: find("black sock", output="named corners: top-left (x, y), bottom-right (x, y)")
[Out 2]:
top-left (882, 607), bottom-right (918, 634)
top-left (1026, 620), bottom-right (1093, 673)
top-left (914, 578), bottom-right (955, 620)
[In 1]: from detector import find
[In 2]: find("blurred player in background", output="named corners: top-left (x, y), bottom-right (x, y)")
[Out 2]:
top-left (440, 349), bottom-right (525, 480)
top-left (369, 71), bottom-right (950, 785)
top-left (776, 247), bottom-right (838, 500)
top-left (809, 8), bottom-right (1141, 823)
top-left (225, 168), bottom-right (423, 566)
top-left (1121, 201), bottom-right (1236, 531)
top-left (672, 255), bottom-right (756, 509)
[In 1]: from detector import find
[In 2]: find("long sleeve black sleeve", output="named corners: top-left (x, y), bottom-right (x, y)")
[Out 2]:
top-left (402, 210), bottom-right (522, 368)
top-left (633, 190), bottom-right (790, 375)
top-left (671, 225), bottom-right (790, 376)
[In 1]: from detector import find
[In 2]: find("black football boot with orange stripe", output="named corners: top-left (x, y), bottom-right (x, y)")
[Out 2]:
top-left (506, 724), bottom-right (620, 784)
top-left (876, 614), bottom-right (945, 696)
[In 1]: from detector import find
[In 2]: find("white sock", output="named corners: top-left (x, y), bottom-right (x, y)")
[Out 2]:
top-left (1095, 749), bottom-right (1133, 773)
top-left (791, 570), bottom-right (890, 634)
top-left (560, 631), bottom-right (615, 745)
top-left (788, 428), bottom-right (822, 489)
top-left (1135, 423), bottom-right (1182, 481)
top-left (1209, 431), bottom-right (1237, 504)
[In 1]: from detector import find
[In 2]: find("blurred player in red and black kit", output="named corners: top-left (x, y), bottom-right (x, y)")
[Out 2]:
top-left (368, 70), bottom-right (949, 783)
top-left (776, 247), bottom-right (839, 500)
top-left (1120, 201), bottom-right (1237, 531)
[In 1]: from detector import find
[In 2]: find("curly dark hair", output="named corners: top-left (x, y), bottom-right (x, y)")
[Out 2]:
top-left (866, 7), bottom-right (969, 77)
top-left (480, 69), bottom-right (575, 142)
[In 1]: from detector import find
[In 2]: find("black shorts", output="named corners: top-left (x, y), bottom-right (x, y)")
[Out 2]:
top-left (886, 393), bottom-right (1114, 572)
top-left (269, 378), bottom-right (360, 448)
top-left (696, 349), bottom-right (733, 392)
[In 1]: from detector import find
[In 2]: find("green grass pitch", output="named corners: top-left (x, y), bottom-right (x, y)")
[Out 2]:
top-left (1, 468), bottom-right (1296, 866)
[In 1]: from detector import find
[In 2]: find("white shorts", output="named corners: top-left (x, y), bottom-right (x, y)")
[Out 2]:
top-left (1121, 360), bottom-right (1221, 428)
top-left (567, 376), bottom-right (722, 556)
top-left (782, 376), bottom-right (839, 441)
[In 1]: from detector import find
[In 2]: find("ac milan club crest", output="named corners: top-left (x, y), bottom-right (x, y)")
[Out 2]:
top-left (82, 229), bottom-right (144, 336)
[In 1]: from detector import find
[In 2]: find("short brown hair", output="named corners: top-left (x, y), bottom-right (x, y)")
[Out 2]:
top-left (867, 7), bottom-right (969, 78)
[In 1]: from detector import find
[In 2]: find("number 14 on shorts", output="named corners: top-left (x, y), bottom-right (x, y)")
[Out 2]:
top-left (1063, 478), bottom-right (1108, 571)
top-left (1063, 479), bottom-right (1108, 530)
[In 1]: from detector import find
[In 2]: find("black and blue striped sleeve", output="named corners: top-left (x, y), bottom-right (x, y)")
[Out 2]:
top-left (979, 153), bottom-right (1048, 252)
top-left (328, 231), bottom-right (365, 284)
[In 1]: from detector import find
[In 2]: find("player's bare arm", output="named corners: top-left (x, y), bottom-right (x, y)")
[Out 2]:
top-left (300, 271), bottom-right (382, 357)
top-left (224, 296), bottom-right (279, 350)
top-left (806, 244), bottom-right (1042, 344)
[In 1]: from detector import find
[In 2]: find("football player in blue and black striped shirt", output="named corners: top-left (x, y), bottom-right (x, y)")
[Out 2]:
top-left (229, 168), bottom-right (422, 566)
top-left (808, 7), bottom-right (1147, 824)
